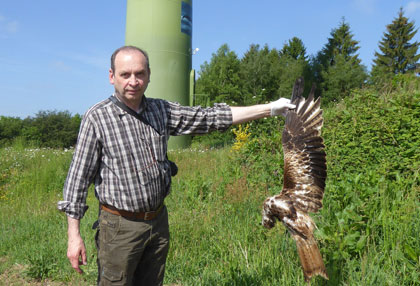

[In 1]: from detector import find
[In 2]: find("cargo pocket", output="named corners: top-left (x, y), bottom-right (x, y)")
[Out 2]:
top-left (102, 266), bottom-right (123, 283)
top-left (99, 212), bottom-right (121, 244)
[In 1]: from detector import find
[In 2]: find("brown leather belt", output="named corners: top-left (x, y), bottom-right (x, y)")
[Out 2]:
top-left (101, 204), bottom-right (164, 220)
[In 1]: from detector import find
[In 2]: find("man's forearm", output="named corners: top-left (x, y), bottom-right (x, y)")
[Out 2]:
top-left (230, 97), bottom-right (296, 124)
top-left (231, 104), bottom-right (271, 125)
top-left (67, 216), bottom-right (81, 238)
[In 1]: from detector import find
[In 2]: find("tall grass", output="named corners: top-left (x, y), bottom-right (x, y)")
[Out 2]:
top-left (0, 81), bottom-right (419, 285)
top-left (0, 147), bottom-right (99, 284)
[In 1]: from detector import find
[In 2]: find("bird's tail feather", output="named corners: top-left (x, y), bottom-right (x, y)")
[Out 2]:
top-left (294, 234), bottom-right (328, 283)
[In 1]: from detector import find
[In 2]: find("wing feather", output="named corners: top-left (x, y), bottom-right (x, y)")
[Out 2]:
top-left (297, 90), bottom-right (314, 116)
top-left (282, 78), bottom-right (326, 214)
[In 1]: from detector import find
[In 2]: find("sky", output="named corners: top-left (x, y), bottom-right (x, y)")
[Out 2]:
top-left (0, 0), bottom-right (419, 118)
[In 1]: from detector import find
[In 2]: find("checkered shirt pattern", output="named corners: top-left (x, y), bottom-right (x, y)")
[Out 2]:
top-left (57, 95), bottom-right (232, 219)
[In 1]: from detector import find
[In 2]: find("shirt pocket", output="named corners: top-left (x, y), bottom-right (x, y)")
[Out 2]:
top-left (136, 159), bottom-right (161, 186)
top-left (149, 134), bottom-right (167, 162)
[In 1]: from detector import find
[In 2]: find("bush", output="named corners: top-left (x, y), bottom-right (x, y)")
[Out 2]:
top-left (0, 111), bottom-right (81, 148)
top-left (232, 76), bottom-right (420, 284)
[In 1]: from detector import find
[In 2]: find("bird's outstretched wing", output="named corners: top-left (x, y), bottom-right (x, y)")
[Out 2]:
top-left (282, 77), bottom-right (326, 214)
top-left (262, 77), bottom-right (328, 283)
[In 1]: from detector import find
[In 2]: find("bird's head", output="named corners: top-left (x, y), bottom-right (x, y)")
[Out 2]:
top-left (262, 215), bottom-right (276, 229)
top-left (262, 198), bottom-right (276, 229)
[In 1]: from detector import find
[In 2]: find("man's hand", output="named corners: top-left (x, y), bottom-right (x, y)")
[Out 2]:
top-left (67, 217), bottom-right (87, 274)
top-left (269, 98), bottom-right (296, 117)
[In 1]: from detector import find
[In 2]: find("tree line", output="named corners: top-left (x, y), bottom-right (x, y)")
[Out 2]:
top-left (195, 8), bottom-right (419, 106)
top-left (0, 8), bottom-right (418, 149)
top-left (0, 111), bottom-right (81, 148)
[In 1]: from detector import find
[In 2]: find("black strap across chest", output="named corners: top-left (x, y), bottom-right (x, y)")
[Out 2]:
top-left (108, 95), bottom-right (178, 176)
top-left (109, 95), bottom-right (161, 135)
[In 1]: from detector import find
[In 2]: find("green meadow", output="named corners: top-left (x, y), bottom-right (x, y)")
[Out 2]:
top-left (1, 81), bottom-right (419, 285)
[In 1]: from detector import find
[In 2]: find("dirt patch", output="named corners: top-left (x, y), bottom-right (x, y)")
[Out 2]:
top-left (0, 261), bottom-right (67, 286)
top-left (0, 258), bottom-right (181, 285)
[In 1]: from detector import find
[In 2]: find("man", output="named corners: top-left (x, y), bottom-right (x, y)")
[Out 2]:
top-left (58, 45), bottom-right (295, 285)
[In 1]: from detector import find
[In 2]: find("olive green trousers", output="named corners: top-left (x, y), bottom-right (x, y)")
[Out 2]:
top-left (95, 206), bottom-right (170, 286)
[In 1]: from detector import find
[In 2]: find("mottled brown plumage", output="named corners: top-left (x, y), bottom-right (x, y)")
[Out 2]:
top-left (262, 77), bottom-right (328, 283)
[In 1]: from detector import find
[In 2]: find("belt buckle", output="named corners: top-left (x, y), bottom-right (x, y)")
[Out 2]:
top-left (144, 211), bottom-right (154, 220)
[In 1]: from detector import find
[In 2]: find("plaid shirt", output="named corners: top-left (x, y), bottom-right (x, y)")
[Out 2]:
top-left (57, 95), bottom-right (232, 219)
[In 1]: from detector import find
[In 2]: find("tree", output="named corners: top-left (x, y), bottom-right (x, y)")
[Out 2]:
top-left (239, 44), bottom-right (282, 105)
top-left (321, 54), bottom-right (367, 102)
top-left (21, 111), bottom-right (81, 148)
top-left (0, 116), bottom-right (23, 145)
top-left (195, 44), bottom-right (241, 106)
top-left (314, 18), bottom-right (367, 102)
top-left (371, 8), bottom-right (419, 81)
top-left (318, 18), bottom-right (362, 67)
top-left (278, 37), bottom-right (313, 98)
top-left (281, 37), bottom-right (307, 60)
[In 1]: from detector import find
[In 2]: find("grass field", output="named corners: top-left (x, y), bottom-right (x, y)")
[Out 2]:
top-left (1, 83), bottom-right (419, 285)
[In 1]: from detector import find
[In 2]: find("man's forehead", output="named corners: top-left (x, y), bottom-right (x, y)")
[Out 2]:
top-left (115, 50), bottom-right (145, 62)
top-left (114, 51), bottom-right (148, 70)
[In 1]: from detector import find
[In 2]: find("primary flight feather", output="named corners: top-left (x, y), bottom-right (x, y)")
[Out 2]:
top-left (262, 77), bottom-right (328, 283)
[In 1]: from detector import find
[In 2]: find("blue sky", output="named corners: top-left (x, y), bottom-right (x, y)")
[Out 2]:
top-left (1, 0), bottom-right (419, 118)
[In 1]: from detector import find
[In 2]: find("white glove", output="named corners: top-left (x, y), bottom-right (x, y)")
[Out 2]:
top-left (269, 98), bottom-right (296, 117)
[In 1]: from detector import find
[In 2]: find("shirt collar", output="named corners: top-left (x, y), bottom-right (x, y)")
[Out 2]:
top-left (112, 93), bottom-right (148, 115)
top-left (138, 95), bottom-right (148, 114)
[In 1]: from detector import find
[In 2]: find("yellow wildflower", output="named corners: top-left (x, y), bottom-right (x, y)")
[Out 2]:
top-left (231, 124), bottom-right (251, 152)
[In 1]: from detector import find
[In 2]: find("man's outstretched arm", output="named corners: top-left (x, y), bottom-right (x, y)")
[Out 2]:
top-left (231, 97), bottom-right (295, 124)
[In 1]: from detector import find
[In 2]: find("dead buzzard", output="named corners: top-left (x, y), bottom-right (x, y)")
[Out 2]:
top-left (262, 77), bottom-right (328, 283)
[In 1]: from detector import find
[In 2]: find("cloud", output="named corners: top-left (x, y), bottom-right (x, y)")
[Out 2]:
top-left (405, 1), bottom-right (420, 15)
top-left (0, 14), bottom-right (19, 36)
top-left (352, 0), bottom-right (377, 14)
top-left (47, 52), bottom-right (109, 77)
top-left (5, 20), bottom-right (18, 33)
top-left (50, 60), bottom-right (72, 72)
top-left (68, 52), bottom-right (108, 70)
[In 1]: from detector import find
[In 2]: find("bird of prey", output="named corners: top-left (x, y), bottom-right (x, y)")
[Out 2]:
top-left (262, 77), bottom-right (328, 283)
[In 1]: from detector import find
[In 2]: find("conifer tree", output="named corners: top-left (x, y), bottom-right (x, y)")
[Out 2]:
top-left (372, 8), bottom-right (419, 77)
top-left (314, 18), bottom-right (367, 102)
top-left (281, 37), bottom-right (307, 60)
top-left (318, 18), bottom-right (362, 68)
top-left (278, 38), bottom-right (313, 98)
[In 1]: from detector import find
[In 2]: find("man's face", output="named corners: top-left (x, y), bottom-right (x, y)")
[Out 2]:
top-left (109, 50), bottom-right (150, 105)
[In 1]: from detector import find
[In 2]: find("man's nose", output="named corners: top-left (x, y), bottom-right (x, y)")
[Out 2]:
top-left (129, 74), bottom-right (138, 85)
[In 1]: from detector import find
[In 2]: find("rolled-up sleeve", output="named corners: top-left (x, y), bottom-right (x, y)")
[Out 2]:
top-left (57, 115), bottom-right (100, 219)
top-left (167, 102), bottom-right (233, 136)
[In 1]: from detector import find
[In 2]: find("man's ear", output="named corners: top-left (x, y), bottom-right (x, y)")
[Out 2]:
top-left (109, 68), bottom-right (115, 85)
